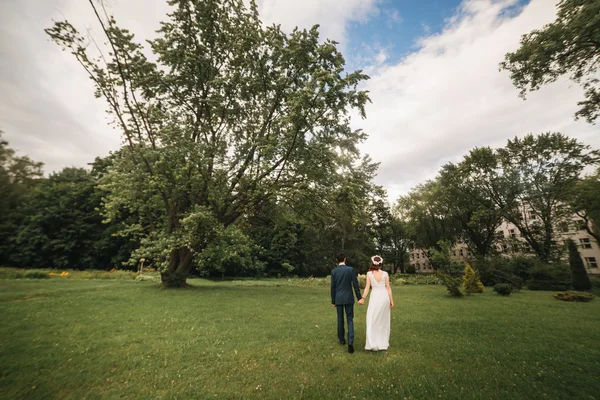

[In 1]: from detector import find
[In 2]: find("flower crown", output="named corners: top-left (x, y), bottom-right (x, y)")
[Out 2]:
top-left (371, 255), bottom-right (383, 266)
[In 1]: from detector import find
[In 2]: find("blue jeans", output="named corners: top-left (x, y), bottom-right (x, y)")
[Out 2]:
top-left (336, 304), bottom-right (354, 344)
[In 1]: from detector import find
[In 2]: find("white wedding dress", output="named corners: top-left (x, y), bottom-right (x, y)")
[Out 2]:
top-left (365, 271), bottom-right (390, 351)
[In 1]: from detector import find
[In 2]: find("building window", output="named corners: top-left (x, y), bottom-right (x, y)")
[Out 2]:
top-left (579, 238), bottom-right (592, 249)
top-left (578, 220), bottom-right (587, 230)
top-left (560, 222), bottom-right (569, 233)
top-left (459, 249), bottom-right (464, 256)
top-left (584, 257), bottom-right (598, 268)
top-left (502, 244), bottom-right (508, 253)
top-left (509, 229), bottom-right (516, 238)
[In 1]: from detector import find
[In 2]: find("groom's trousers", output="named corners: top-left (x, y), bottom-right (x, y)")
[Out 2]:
top-left (336, 304), bottom-right (354, 344)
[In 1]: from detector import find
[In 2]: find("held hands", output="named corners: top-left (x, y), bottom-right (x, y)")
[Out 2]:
top-left (358, 298), bottom-right (365, 305)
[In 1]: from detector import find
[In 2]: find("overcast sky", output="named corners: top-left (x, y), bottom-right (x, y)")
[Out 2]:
top-left (1, 0), bottom-right (598, 202)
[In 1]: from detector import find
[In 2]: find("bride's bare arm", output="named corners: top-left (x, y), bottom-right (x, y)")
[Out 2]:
top-left (362, 273), bottom-right (371, 300)
top-left (385, 273), bottom-right (394, 308)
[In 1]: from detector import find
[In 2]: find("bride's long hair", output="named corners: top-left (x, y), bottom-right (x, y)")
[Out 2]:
top-left (369, 255), bottom-right (383, 272)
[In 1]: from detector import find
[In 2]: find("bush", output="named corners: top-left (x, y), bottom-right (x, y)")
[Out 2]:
top-left (0, 268), bottom-right (25, 279)
top-left (357, 274), bottom-right (367, 289)
top-left (527, 262), bottom-right (572, 291)
top-left (509, 255), bottom-right (536, 281)
top-left (135, 274), bottom-right (160, 283)
top-left (553, 291), bottom-right (595, 302)
top-left (406, 265), bottom-right (416, 274)
top-left (436, 271), bottom-right (463, 297)
top-left (429, 241), bottom-right (462, 274)
top-left (493, 283), bottom-right (513, 296)
top-left (391, 274), bottom-right (441, 285)
top-left (24, 271), bottom-right (49, 279)
top-left (476, 281), bottom-right (485, 293)
top-left (462, 264), bottom-right (484, 295)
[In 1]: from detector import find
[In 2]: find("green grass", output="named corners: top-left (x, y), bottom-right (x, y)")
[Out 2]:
top-left (1, 279), bottom-right (599, 399)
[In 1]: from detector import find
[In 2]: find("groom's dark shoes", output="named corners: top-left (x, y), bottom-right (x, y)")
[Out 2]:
top-left (340, 341), bottom-right (346, 345)
top-left (348, 344), bottom-right (354, 354)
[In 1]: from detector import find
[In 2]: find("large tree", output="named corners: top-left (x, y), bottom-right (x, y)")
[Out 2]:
top-left (500, 0), bottom-right (600, 124)
top-left (46, 0), bottom-right (370, 286)
top-left (439, 163), bottom-right (504, 258)
top-left (461, 133), bottom-right (599, 262)
top-left (397, 179), bottom-right (460, 265)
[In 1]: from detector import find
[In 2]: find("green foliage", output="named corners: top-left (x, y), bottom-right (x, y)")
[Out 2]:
top-left (428, 240), bottom-right (462, 273)
top-left (439, 163), bottom-right (503, 257)
top-left (500, 0), bottom-right (600, 123)
top-left (567, 239), bottom-right (592, 291)
top-left (508, 255), bottom-right (536, 281)
top-left (436, 270), bottom-right (464, 297)
top-left (553, 291), bottom-right (595, 302)
top-left (357, 274), bottom-right (367, 289)
top-left (23, 271), bottom-right (49, 279)
top-left (0, 267), bottom-right (138, 280)
top-left (406, 265), bottom-right (416, 274)
top-left (0, 131), bottom-right (44, 266)
top-left (494, 283), bottom-right (514, 296)
top-left (9, 168), bottom-right (135, 270)
top-left (397, 181), bottom-right (460, 254)
top-left (475, 256), bottom-right (522, 290)
top-left (46, 0), bottom-right (371, 286)
top-left (462, 263), bottom-right (484, 295)
top-left (527, 262), bottom-right (572, 291)
top-left (460, 133), bottom-right (599, 263)
top-left (196, 225), bottom-right (265, 278)
top-left (391, 274), bottom-right (441, 285)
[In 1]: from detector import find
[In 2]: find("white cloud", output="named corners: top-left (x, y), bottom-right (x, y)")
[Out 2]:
top-left (385, 8), bottom-right (402, 27)
top-left (1, 0), bottom-right (598, 204)
top-left (354, 0), bottom-right (600, 202)
top-left (0, 0), bottom-right (379, 174)
top-left (257, 0), bottom-right (379, 48)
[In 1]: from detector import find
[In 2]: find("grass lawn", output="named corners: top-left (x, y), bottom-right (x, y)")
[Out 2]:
top-left (1, 278), bottom-right (599, 399)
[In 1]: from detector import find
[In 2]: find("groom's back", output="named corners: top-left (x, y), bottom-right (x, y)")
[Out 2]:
top-left (332, 265), bottom-right (356, 305)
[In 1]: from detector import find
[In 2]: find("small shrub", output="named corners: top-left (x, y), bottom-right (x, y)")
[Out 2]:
top-left (527, 262), bottom-right (571, 291)
top-left (553, 291), bottom-right (595, 302)
top-left (476, 281), bottom-right (484, 293)
top-left (357, 274), bottom-right (366, 289)
top-left (493, 283), bottom-right (513, 296)
top-left (406, 265), bottom-right (416, 274)
top-left (436, 271), bottom-right (463, 297)
top-left (462, 264), bottom-right (483, 295)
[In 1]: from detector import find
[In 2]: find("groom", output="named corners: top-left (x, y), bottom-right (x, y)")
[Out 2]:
top-left (331, 252), bottom-right (363, 354)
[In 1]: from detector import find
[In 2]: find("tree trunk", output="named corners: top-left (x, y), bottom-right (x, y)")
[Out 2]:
top-left (161, 247), bottom-right (194, 288)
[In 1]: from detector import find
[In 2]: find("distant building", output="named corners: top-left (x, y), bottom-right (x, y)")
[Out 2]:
top-left (409, 213), bottom-right (600, 275)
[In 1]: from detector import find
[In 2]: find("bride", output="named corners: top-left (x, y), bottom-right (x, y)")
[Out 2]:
top-left (358, 255), bottom-right (394, 351)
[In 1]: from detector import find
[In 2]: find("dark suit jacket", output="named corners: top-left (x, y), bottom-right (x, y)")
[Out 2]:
top-left (331, 264), bottom-right (362, 305)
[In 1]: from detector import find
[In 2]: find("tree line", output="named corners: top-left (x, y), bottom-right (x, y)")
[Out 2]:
top-left (398, 132), bottom-right (600, 266)
top-left (2, 0), bottom-right (599, 287)
top-left (0, 130), bottom-right (411, 279)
